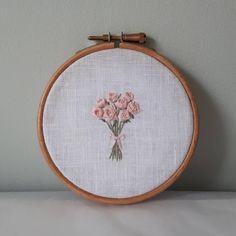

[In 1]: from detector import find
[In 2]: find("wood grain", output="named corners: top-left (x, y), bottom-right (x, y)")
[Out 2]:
top-left (37, 42), bottom-right (199, 205)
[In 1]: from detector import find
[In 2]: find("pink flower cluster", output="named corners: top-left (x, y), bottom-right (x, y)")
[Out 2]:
top-left (92, 92), bottom-right (140, 122)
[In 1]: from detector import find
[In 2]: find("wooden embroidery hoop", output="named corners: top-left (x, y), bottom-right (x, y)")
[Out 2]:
top-left (37, 33), bottom-right (199, 205)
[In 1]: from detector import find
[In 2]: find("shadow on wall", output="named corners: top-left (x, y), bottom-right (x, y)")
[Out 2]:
top-left (173, 66), bottom-right (226, 191)
top-left (146, 38), bottom-right (226, 191)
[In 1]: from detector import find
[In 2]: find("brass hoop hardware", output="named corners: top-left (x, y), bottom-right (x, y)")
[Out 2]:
top-left (108, 32), bottom-right (111, 42)
top-left (88, 32), bottom-right (146, 44)
top-left (120, 32), bottom-right (124, 42)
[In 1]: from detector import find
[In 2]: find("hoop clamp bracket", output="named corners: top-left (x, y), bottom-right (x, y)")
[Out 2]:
top-left (88, 32), bottom-right (146, 44)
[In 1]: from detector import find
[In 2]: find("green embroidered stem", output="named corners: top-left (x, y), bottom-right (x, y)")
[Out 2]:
top-left (107, 121), bottom-right (124, 161)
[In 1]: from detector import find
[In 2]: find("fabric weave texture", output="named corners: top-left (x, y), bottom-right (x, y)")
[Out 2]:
top-left (43, 48), bottom-right (193, 198)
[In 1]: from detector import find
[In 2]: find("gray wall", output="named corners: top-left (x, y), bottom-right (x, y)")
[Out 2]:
top-left (0, 0), bottom-right (235, 191)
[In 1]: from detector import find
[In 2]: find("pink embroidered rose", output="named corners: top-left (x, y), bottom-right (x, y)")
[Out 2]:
top-left (103, 106), bottom-right (117, 121)
top-left (118, 109), bottom-right (130, 121)
top-left (127, 101), bottom-right (140, 115)
top-left (123, 92), bottom-right (134, 102)
top-left (115, 97), bottom-right (128, 109)
top-left (92, 92), bottom-right (141, 161)
top-left (96, 98), bottom-right (107, 108)
top-left (92, 107), bottom-right (104, 118)
top-left (107, 92), bottom-right (120, 103)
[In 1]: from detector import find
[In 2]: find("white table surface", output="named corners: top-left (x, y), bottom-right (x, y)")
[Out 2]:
top-left (0, 191), bottom-right (235, 236)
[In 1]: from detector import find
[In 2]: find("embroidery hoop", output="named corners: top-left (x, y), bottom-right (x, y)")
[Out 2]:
top-left (37, 41), bottom-right (199, 205)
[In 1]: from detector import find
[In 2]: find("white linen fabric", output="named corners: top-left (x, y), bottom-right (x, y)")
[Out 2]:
top-left (43, 48), bottom-right (193, 198)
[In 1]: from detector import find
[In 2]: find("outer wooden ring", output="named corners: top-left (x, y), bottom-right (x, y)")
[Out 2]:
top-left (37, 42), bottom-right (199, 205)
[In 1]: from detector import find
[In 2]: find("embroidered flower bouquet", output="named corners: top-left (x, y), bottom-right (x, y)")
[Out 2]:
top-left (92, 92), bottom-right (140, 161)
